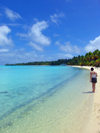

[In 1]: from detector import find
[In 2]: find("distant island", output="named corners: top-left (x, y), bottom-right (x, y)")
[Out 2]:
top-left (5, 50), bottom-right (100, 67)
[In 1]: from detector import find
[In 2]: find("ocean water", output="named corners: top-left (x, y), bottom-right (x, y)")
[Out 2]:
top-left (0, 66), bottom-right (93, 133)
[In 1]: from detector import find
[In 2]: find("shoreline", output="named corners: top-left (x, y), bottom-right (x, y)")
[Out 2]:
top-left (0, 66), bottom-right (93, 133)
top-left (71, 65), bottom-right (100, 133)
top-left (0, 65), bottom-right (99, 133)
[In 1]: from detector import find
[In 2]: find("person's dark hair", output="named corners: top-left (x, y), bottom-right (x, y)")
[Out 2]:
top-left (91, 67), bottom-right (94, 71)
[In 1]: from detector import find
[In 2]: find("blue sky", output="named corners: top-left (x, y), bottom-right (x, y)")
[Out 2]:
top-left (0, 0), bottom-right (100, 64)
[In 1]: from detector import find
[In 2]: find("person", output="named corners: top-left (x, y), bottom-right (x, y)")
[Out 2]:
top-left (90, 67), bottom-right (97, 93)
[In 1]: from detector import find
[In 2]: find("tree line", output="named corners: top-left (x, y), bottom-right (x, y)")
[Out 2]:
top-left (6, 49), bottom-right (100, 67)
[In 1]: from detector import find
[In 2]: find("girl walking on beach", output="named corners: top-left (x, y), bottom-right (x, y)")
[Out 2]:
top-left (90, 68), bottom-right (97, 93)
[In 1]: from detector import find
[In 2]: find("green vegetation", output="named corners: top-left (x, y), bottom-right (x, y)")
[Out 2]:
top-left (6, 50), bottom-right (100, 67)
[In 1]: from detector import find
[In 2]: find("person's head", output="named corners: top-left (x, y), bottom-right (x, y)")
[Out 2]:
top-left (91, 67), bottom-right (94, 71)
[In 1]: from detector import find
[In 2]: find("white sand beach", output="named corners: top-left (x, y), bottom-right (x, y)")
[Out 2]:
top-left (72, 66), bottom-right (100, 133)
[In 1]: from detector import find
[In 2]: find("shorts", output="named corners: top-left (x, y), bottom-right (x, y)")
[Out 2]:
top-left (92, 78), bottom-right (97, 83)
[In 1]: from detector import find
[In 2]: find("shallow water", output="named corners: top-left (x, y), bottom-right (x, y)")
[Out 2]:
top-left (0, 66), bottom-right (93, 133)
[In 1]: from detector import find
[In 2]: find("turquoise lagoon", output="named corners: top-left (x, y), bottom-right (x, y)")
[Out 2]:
top-left (0, 66), bottom-right (93, 133)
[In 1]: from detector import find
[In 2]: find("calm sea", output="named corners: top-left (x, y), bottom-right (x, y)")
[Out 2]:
top-left (0, 66), bottom-right (93, 133)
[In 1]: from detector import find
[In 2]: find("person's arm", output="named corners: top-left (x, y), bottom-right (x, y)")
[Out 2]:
top-left (90, 72), bottom-right (92, 82)
top-left (96, 72), bottom-right (97, 77)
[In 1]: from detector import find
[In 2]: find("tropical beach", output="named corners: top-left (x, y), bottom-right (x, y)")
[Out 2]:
top-left (0, 66), bottom-right (94, 133)
top-left (0, 0), bottom-right (100, 132)
top-left (0, 65), bottom-right (99, 133)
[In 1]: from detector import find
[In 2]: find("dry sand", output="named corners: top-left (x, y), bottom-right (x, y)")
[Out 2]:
top-left (72, 66), bottom-right (100, 133)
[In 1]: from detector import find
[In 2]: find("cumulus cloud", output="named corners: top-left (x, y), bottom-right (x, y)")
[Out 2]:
top-left (18, 21), bottom-right (51, 51)
top-left (29, 21), bottom-right (50, 45)
top-left (5, 8), bottom-right (21, 21)
top-left (59, 41), bottom-right (80, 54)
top-left (0, 25), bottom-right (13, 46)
top-left (85, 36), bottom-right (100, 52)
top-left (50, 13), bottom-right (64, 24)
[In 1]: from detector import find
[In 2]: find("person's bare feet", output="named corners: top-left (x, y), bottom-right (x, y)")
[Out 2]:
top-left (92, 91), bottom-right (95, 93)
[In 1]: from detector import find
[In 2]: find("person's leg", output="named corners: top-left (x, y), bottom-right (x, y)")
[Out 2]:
top-left (92, 83), bottom-right (95, 92)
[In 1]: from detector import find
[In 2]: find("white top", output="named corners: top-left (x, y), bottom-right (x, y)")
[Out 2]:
top-left (92, 73), bottom-right (97, 78)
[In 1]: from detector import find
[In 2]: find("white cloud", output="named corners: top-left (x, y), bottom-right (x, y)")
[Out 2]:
top-left (59, 41), bottom-right (80, 54)
top-left (29, 21), bottom-right (50, 45)
top-left (0, 49), bottom-right (46, 64)
top-left (0, 49), bottom-right (9, 53)
top-left (29, 42), bottom-right (43, 51)
top-left (0, 25), bottom-right (13, 46)
top-left (5, 8), bottom-right (21, 21)
top-left (60, 42), bottom-right (72, 52)
top-left (18, 20), bottom-right (51, 51)
top-left (85, 36), bottom-right (100, 52)
top-left (50, 13), bottom-right (64, 24)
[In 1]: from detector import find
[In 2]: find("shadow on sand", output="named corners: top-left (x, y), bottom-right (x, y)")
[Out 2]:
top-left (83, 91), bottom-right (93, 94)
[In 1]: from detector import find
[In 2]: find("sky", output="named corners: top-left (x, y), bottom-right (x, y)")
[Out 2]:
top-left (0, 0), bottom-right (100, 64)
